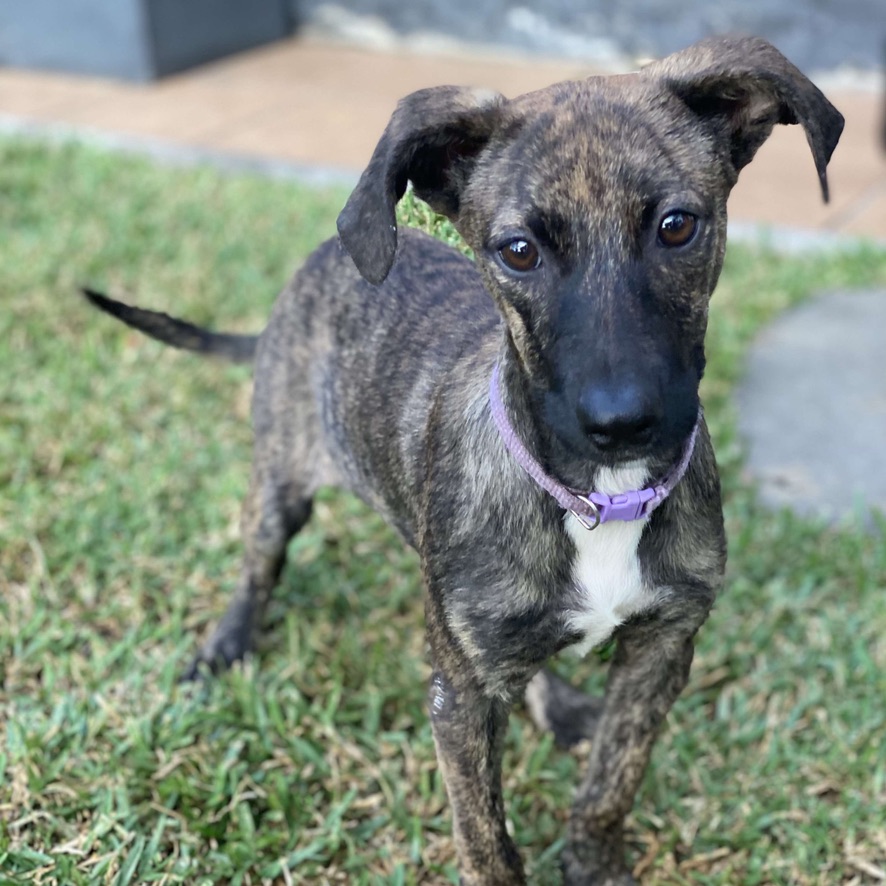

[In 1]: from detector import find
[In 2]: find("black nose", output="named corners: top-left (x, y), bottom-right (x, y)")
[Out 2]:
top-left (577, 383), bottom-right (660, 450)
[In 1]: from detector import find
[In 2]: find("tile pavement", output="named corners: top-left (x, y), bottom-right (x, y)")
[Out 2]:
top-left (0, 36), bottom-right (884, 241)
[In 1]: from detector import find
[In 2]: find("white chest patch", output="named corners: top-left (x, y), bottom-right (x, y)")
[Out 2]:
top-left (565, 462), bottom-right (664, 657)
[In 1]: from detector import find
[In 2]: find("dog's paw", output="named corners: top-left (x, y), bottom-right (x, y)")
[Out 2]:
top-left (180, 607), bottom-right (255, 682)
top-left (524, 670), bottom-right (603, 748)
top-left (561, 840), bottom-right (638, 886)
top-left (179, 651), bottom-right (228, 683)
top-left (561, 865), bottom-right (637, 886)
top-left (180, 641), bottom-right (250, 682)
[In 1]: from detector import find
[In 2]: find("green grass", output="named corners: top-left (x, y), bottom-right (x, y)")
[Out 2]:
top-left (1, 135), bottom-right (885, 886)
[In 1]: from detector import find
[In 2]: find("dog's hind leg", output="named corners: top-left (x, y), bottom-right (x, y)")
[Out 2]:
top-left (524, 670), bottom-right (603, 749)
top-left (183, 465), bottom-right (312, 680)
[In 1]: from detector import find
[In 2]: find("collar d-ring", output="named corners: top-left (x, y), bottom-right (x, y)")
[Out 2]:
top-left (571, 495), bottom-right (601, 530)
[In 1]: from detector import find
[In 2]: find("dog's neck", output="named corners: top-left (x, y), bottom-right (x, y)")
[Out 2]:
top-left (488, 363), bottom-right (699, 530)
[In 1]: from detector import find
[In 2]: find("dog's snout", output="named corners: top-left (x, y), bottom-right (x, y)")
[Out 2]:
top-left (577, 383), bottom-right (660, 450)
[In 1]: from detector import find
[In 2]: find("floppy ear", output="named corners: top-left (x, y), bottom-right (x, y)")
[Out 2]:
top-left (644, 36), bottom-right (844, 202)
top-left (336, 86), bottom-right (505, 285)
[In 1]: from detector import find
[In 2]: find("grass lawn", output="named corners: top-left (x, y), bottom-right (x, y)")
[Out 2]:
top-left (1, 135), bottom-right (885, 886)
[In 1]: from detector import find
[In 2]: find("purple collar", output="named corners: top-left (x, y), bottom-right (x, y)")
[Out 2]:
top-left (489, 363), bottom-right (700, 530)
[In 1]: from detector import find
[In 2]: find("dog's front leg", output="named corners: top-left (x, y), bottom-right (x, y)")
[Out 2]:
top-left (426, 605), bottom-right (526, 885)
top-left (563, 595), bottom-right (712, 886)
top-left (428, 668), bottom-right (524, 885)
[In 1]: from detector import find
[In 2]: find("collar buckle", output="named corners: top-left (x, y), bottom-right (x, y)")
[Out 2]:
top-left (589, 488), bottom-right (657, 524)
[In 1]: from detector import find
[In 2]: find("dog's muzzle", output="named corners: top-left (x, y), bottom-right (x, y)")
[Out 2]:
top-left (489, 363), bottom-right (700, 530)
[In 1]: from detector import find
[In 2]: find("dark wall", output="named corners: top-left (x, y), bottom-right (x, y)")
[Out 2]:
top-left (0, 0), bottom-right (292, 81)
top-left (294, 0), bottom-right (884, 72)
top-left (0, 0), bottom-right (152, 79)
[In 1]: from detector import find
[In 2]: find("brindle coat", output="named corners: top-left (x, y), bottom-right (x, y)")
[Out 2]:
top-left (84, 37), bottom-right (842, 886)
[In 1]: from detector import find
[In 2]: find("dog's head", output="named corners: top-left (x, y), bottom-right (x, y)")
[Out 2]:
top-left (337, 37), bottom-right (843, 480)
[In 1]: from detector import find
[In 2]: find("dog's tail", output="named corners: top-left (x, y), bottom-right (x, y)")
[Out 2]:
top-left (81, 288), bottom-right (258, 363)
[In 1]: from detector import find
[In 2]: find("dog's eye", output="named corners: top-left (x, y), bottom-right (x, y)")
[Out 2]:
top-left (499, 239), bottom-right (541, 272)
top-left (658, 212), bottom-right (698, 248)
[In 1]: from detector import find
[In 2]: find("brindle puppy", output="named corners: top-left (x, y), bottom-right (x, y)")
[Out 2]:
top-left (84, 36), bottom-right (843, 886)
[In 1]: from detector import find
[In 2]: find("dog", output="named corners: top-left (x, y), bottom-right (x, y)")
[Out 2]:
top-left (83, 36), bottom-right (843, 885)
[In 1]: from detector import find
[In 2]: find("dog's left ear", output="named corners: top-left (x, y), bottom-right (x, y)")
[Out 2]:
top-left (337, 86), bottom-right (505, 285)
top-left (645, 36), bottom-right (844, 201)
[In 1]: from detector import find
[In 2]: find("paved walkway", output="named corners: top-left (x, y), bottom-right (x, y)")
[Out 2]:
top-left (736, 289), bottom-right (886, 527)
top-left (0, 36), bottom-right (885, 240)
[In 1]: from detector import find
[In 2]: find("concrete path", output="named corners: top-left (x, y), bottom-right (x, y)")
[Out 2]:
top-left (736, 290), bottom-right (886, 526)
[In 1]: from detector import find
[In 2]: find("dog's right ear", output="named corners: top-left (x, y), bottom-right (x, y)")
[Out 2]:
top-left (337, 86), bottom-right (505, 285)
